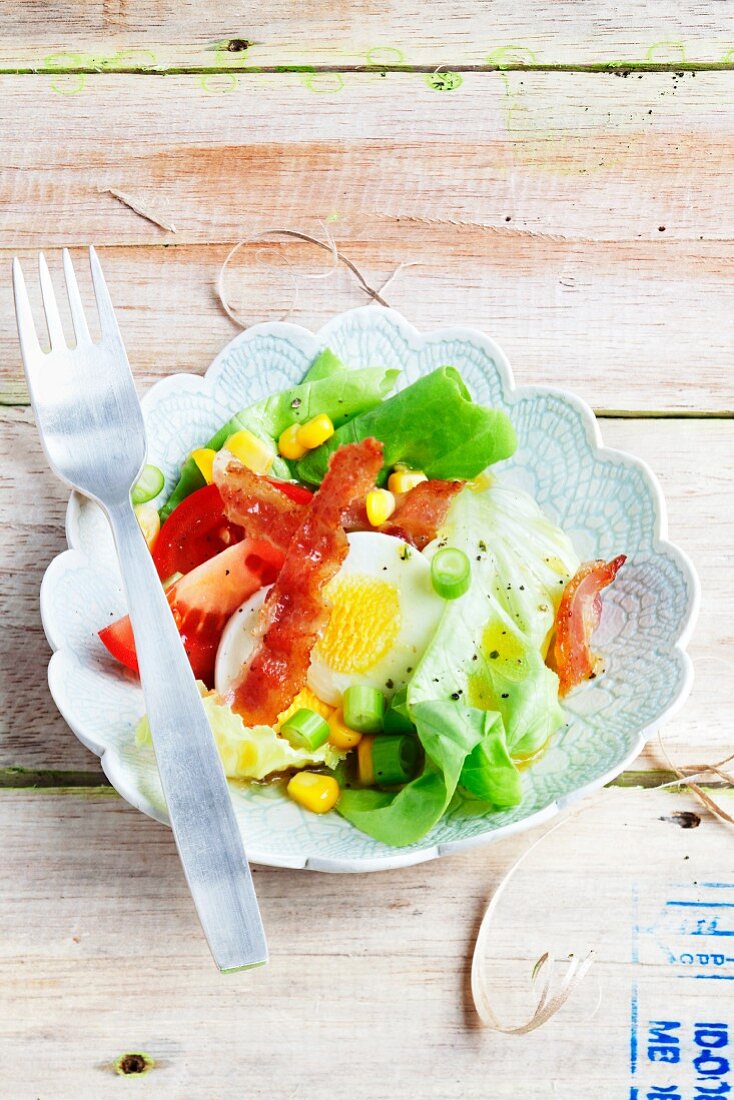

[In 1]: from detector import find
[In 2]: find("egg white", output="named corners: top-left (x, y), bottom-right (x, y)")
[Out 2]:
top-left (214, 531), bottom-right (444, 706)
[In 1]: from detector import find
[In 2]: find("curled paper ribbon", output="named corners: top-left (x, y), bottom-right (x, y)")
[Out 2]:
top-left (471, 813), bottom-right (596, 1033)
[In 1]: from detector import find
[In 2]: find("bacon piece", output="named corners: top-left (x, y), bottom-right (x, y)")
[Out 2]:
top-left (214, 451), bottom-right (307, 552)
top-left (548, 555), bottom-right (626, 696)
top-left (344, 479), bottom-right (464, 549)
top-left (227, 438), bottom-right (384, 725)
top-left (381, 479), bottom-right (464, 549)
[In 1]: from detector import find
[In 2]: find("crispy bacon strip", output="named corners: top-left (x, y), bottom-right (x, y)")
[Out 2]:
top-left (227, 438), bottom-right (384, 725)
top-left (381, 479), bottom-right (464, 549)
top-left (214, 451), bottom-right (307, 551)
top-left (344, 479), bottom-right (464, 549)
top-left (548, 555), bottom-right (626, 696)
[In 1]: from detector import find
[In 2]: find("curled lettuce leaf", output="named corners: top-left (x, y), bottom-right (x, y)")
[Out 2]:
top-left (161, 350), bottom-right (398, 519)
top-left (338, 701), bottom-right (517, 846)
top-left (296, 366), bottom-right (517, 486)
top-left (410, 484), bottom-right (580, 755)
top-left (136, 688), bottom-right (342, 780)
top-left (338, 483), bottom-right (579, 846)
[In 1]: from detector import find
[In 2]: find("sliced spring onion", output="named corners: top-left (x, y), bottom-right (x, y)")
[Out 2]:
top-left (430, 546), bottom-right (471, 600)
top-left (343, 685), bottom-right (385, 734)
top-left (368, 735), bottom-right (421, 786)
top-left (131, 464), bottom-right (165, 505)
top-left (280, 708), bottom-right (331, 751)
top-left (383, 686), bottom-right (415, 735)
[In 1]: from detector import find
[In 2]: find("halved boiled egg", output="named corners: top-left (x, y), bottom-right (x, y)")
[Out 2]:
top-left (215, 531), bottom-right (445, 707)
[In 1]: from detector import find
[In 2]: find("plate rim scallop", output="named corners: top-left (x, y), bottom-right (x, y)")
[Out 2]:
top-left (40, 305), bottom-right (701, 872)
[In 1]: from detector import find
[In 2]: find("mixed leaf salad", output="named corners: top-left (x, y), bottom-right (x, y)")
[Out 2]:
top-left (100, 349), bottom-right (625, 847)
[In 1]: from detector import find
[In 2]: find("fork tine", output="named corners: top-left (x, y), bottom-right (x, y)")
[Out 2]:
top-left (11, 258), bottom-right (42, 362)
top-left (88, 245), bottom-right (123, 345)
top-left (38, 252), bottom-right (67, 350)
top-left (62, 248), bottom-right (91, 344)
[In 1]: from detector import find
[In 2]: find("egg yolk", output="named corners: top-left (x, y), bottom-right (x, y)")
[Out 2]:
top-left (314, 575), bottom-right (401, 674)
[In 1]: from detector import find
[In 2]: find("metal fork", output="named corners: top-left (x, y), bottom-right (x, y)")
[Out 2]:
top-left (13, 247), bottom-right (267, 972)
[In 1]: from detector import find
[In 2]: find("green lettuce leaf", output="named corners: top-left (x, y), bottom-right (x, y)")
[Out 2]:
top-left (160, 355), bottom-right (399, 520)
top-left (409, 484), bottom-right (580, 755)
top-left (460, 721), bottom-right (522, 807)
top-left (136, 687), bottom-right (342, 779)
top-left (338, 701), bottom-right (513, 846)
top-left (301, 347), bottom-right (346, 382)
top-left (295, 366), bottom-right (517, 485)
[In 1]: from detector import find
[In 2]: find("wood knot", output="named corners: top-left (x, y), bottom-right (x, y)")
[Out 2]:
top-left (226, 39), bottom-right (251, 52)
top-left (114, 1052), bottom-right (155, 1076)
top-left (661, 811), bottom-right (701, 829)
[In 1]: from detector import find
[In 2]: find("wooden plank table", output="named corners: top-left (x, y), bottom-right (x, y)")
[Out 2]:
top-left (1, 4), bottom-right (732, 1096)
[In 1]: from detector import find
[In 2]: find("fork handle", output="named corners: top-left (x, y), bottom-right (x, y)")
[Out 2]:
top-left (107, 498), bottom-right (267, 971)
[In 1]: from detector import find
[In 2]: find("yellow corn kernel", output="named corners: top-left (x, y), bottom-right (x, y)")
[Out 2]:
top-left (278, 423), bottom-right (308, 461)
top-left (297, 413), bottom-right (334, 450)
top-left (357, 736), bottom-right (375, 786)
top-left (287, 771), bottom-right (340, 814)
top-left (190, 447), bottom-right (217, 485)
top-left (365, 488), bottom-right (396, 527)
top-left (387, 468), bottom-right (428, 495)
top-left (225, 429), bottom-right (275, 475)
top-left (275, 687), bottom-right (333, 733)
top-left (328, 709), bottom-right (363, 750)
top-left (134, 502), bottom-right (160, 551)
top-left (467, 469), bottom-right (495, 493)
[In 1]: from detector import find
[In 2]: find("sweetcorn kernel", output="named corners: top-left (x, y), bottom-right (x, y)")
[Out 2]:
top-left (134, 502), bottom-right (160, 551)
top-left (297, 414), bottom-right (334, 450)
top-left (387, 468), bottom-right (427, 495)
top-left (225, 429), bottom-right (275, 475)
top-left (190, 447), bottom-right (217, 485)
top-left (286, 771), bottom-right (340, 814)
top-left (278, 423), bottom-right (308, 461)
top-left (328, 709), bottom-right (363, 750)
top-left (365, 488), bottom-right (396, 527)
top-left (467, 470), bottom-right (495, 493)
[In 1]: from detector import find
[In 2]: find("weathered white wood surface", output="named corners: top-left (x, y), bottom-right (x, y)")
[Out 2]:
top-left (1, 11), bottom-right (732, 1094)
top-left (1, 408), bottom-right (729, 774)
top-left (2, 71), bottom-right (734, 410)
top-left (3, 237), bottom-right (734, 411)
top-left (2, 73), bottom-right (733, 247)
top-left (1, 0), bottom-right (733, 68)
top-left (0, 786), bottom-right (731, 1098)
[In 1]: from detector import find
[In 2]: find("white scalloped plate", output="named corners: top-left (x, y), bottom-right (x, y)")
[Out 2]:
top-left (40, 307), bottom-right (699, 872)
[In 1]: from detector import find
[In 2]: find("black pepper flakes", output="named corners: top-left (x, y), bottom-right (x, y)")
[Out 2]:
top-left (290, 397), bottom-right (302, 409)
top-left (489, 650), bottom-right (499, 659)
top-left (501, 692), bottom-right (509, 699)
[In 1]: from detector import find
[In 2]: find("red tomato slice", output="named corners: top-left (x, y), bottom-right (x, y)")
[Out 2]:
top-left (265, 477), bottom-right (313, 505)
top-left (153, 484), bottom-right (243, 579)
top-left (548, 555), bottom-right (626, 696)
top-left (154, 479), bottom-right (312, 578)
top-left (100, 538), bottom-right (284, 686)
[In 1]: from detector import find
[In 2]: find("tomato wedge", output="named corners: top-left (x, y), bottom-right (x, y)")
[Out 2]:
top-left (154, 479), bottom-right (312, 578)
top-left (266, 477), bottom-right (313, 505)
top-left (100, 538), bottom-right (284, 686)
top-left (548, 555), bottom-right (626, 696)
top-left (153, 484), bottom-right (243, 579)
